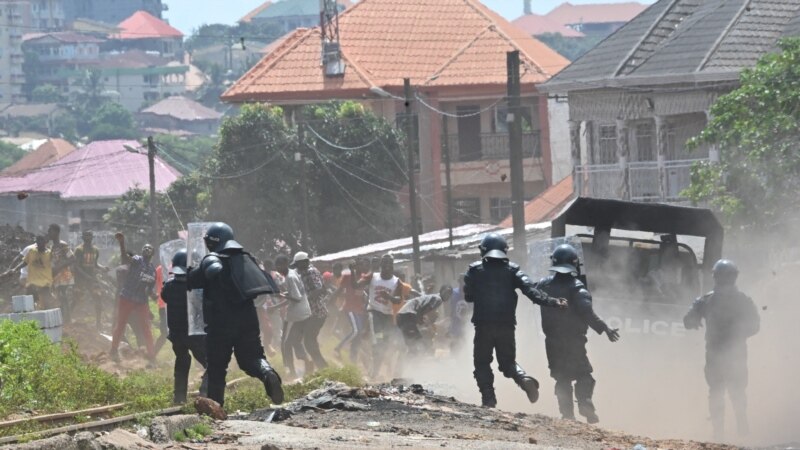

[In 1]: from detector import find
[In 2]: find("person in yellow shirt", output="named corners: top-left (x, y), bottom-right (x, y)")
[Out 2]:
top-left (3, 235), bottom-right (54, 309)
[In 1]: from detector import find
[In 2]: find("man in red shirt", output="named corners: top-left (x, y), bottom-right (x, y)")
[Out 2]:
top-left (333, 258), bottom-right (369, 364)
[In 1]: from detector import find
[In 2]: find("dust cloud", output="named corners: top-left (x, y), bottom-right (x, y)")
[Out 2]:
top-left (398, 247), bottom-right (800, 447)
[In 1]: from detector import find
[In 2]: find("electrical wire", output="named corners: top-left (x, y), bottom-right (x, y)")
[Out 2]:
top-left (413, 94), bottom-right (507, 118)
top-left (306, 125), bottom-right (379, 151)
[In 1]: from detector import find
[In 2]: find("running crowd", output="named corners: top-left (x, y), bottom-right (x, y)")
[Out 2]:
top-left (0, 223), bottom-right (760, 440)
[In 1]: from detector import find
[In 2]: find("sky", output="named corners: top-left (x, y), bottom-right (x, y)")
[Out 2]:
top-left (164, 0), bottom-right (654, 35)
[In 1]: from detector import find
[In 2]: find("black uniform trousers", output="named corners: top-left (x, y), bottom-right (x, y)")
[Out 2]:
top-left (397, 313), bottom-right (425, 355)
top-left (170, 334), bottom-right (208, 404)
top-left (206, 324), bottom-right (269, 406)
top-left (545, 336), bottom-right (596, 418)
top-left (473, 323), bottom-right (519, 392)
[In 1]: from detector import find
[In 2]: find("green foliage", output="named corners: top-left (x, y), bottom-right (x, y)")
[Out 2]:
top-left (0, 141), bottom-right (26, 171)
top-left (208, 102), bottom-right (407, 256)
top-left (30, 84), bottom-right (64, 103)
top-left (87, 103), bottom-right (138, 141)
top-left (174, 422), bottom-right (212, 442)
top-left (0, 321), bottom-right (170, 422)
top-left (534, 33), bottom-right (603, 61)
top-left (154, 134), bottom-right (216, 174)
top-left (685, 38), bottom-right (800, 227)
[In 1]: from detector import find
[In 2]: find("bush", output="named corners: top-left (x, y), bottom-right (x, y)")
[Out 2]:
top-left (0, 321), bottom-right (170, 420)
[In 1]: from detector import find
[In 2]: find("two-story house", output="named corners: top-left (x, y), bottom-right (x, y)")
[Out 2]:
top-left (222, 0), bottom-right (569, 231)
top-left (22, 31), bottom-right (104, 89)
top-left (542, 0), bottom-right (800, 204)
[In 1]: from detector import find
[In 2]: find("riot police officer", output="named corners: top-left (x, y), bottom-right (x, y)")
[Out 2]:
top-left (536, 244), bottom-right (619, 424)
top-left (187, 223), bottom-right (284, 407)
top-left (684, 259), bottom-right (759, 440)
top-left (464, 233), bottom-right (567, 408)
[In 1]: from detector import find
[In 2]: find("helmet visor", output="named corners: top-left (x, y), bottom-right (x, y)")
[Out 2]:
top-left (549, 263), bottom-right (577, 274)
top-left (484, 249), bottom-right (508, 259)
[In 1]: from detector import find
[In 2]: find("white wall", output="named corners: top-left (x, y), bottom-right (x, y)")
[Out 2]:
top-left (547, 96), bottom-right (572, 182)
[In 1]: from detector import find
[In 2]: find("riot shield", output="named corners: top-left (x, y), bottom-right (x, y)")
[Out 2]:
top-left (528, 236), bottom-right (586, 282)
top-left (159, 239), bottom-right (186, 281)
top-left (186, 222), bottom-right (214, 336)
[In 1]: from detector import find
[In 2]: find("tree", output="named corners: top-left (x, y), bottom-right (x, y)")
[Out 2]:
top-left (206, 102), bottom-right (407, 256)
top-left (104, 175), bottom-right (209, 248)
top-left (0, 141), bottom-right (26, 171)
top-left (87, 102), bottom-right (138, 141)
top-left (154, 134), bottom-right (216, 174)
top-left (31, 84), bottom-right (64, 103)
top-left (685, 38), bottom-right (800, 228)
top-left (301, 102), bottom-right (408, 254)
top-left (534, 33), bottom-right (602, 61)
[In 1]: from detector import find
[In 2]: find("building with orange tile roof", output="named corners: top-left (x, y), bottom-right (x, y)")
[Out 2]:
top-left (223, 0), bottom-right (570, 231)
top-left (113, 10), bottom-right (184, 58)
top-left (2, 139), bottom-right (77, 176)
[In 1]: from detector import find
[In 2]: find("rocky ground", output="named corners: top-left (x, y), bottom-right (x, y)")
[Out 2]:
top-left (10, 381), bottom-right (747, 450)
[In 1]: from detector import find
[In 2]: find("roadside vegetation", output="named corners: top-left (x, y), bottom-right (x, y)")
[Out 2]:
top-left (0, 320), bottom-right (364, 437)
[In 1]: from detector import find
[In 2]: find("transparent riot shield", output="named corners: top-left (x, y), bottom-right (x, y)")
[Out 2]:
top-left (186, 222), bottom-right (214, 336)
top-left (528, 236), bottom-right (586, 282)
top-left (159, 239), bottom-right (186, 281)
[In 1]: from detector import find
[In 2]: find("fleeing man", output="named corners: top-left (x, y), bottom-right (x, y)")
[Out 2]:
top-left (396, 285), bottom-right (452, 356)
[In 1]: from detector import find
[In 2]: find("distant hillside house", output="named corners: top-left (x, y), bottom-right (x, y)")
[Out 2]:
top-left (542, 0), bottom-right (800, 204)
top-left (111, 10), bottom-right (184, 59)
top-left (63, 0), bottom-right (165, 25)
top-left (0, 139), bottom-right (180, 233)
top-left (239, 0), bottom-right (351, 33)
top-left (512, 13), bottom-right (585, 38)
top-left (76, 50), bottom-right (188, 112)
top-left (23, 31), bottom-right (105, 89)
top-left (0, 104), bottom-right (66, 137)
top-left (138, 96), bottom-right (223, 136)
top-left (544, 2), bottom-right (646, 38)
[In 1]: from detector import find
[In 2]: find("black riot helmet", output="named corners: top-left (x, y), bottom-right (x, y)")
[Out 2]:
top-left (204, 222), bottom-right (236, 253)
top-left (479, 233), bottom-right (509, 260)
top-left (171, 249), bottom-right (188, 275)
top-left (712, 259), bottom-right (738, 287)
top-left (550, 244), bottom-right (579, 275)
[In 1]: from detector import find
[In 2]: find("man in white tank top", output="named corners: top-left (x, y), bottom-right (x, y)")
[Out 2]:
top-left (358, 254), bottom-right (402, 378)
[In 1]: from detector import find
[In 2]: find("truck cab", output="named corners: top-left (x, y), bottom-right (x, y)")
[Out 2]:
top-left (541, 197), bottom-right (724, 338)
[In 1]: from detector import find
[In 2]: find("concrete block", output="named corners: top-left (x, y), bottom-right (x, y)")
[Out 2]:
top-left (43, 326), bottom-right (62, 343)
top-left (12, 295), bottom-right (35, 313)
top-left (150, 414), bottom-right (203, 443)
top-left (17, 308), bottom-right (62, 328)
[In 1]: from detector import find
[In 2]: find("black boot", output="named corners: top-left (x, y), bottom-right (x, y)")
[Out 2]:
top-left (512, 364), bottom-right (539, 403)
top-left (480, 388), bottom-right (497, 408)
top-left (578, 399), bottom-right (599, 424)
top-left (554, 379), bottom-right (575, 420)
top-left (259, 360), bottom-right (284, 405)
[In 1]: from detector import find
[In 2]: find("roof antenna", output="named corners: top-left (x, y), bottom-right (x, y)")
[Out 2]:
top-left (320, 0), bottom-right (346, 77)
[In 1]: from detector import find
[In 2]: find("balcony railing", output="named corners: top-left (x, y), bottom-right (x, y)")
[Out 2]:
top-left (575, 158), bottom-right (706, 203)
top-left (445, 131), bottom-right (540, 162)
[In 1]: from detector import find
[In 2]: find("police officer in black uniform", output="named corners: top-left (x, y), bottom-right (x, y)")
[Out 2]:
top-left (684, 259), bottom-right (759, 440)
top-left (464, 233), bottom-right (567, 408)
top-left (161, 249), bottom-right (208, 404)
top-left (187, 223), bottom-right (284, 407)
top-left (536, 244), bottom-right (619, 424)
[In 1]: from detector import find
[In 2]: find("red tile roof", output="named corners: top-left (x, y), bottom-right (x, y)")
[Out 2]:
top-left (512, 14), bottom-right (585, 37)
top-left (223, 0), bottom-right (570, 102)
top-left (545, 2), bottom-right (647, 26)
top-left (499, 175), bottom-right (574, 227)
top-left (2, 139), bottom-right (76, 176)
top-left (116, 10), bottom-right (183, 40)
top-left (0, 140), bottom-right (180, 200)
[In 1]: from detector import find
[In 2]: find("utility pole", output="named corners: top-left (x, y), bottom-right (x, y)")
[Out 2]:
top-left (507, 51), bottom-right (526, 262)
top-left (442, 116), bottom-right (454, 248)
top-left (146, 136), bottom-right (159, 247)
top-left (404, 78), bottom-right (422, 276)
top-left (297, 122), bottom-right (311, 251)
